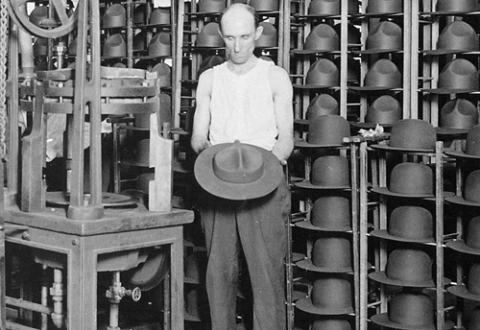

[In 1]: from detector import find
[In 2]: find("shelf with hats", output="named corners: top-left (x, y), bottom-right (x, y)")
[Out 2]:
top-left (366, 118), bottom-right (456, 330)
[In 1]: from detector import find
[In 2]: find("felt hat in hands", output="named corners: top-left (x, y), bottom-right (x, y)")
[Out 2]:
top-left (194, 141), bottom-right (283, 200)
top-left (370, 205), bottom-right (434, 243)
top-left (372, 119), bottom-right (436, 152)
top-left (295, 114), bottom-right (350, 147)
top-left (445, 125), bottom-right (480, 159)
top-left (250, 0), bottom-right (279, 12)
top-left (437, 98), bottom-right (478, 135)
top-left (423, 58), bottom-right (479, 94)
top-left (149, 7), bottom-right (171, 26)
top-left (296, 277), bottom-right (354, 315)
top-left (311, 319), bottom-right (352, 330)
top-left (148, 32), bottom-right (172, 57)
top-left (435, 0), bottom-right (478, 14)
top-left (294, 58), bottom-right (339, 89)
top-left (447, 215), bottom-right (480, 254)
top-left (294, 94), bottom-right (339, 125)
top-left (296, 236), bottom-right (353, 273)
top-left (445, 171), bottom-right (480, 207)
top-left (424, 21), bottom-right (479, 55)
top-left (351, 95), bottom-right (402, 129)
top-left (255, 22), bottom-right (277, 48)
top-left (102, 33), bottom-right (127, 58)
top-left (371, 162), bottom-right (434, 198)
top-left (292, 24), bottom-right (339, 54)
top-left (366, 0), bottom-right (403, 14)
top-left (295, 155), bottom-right (350, 190)
top-left (296, 194), bottom-right (351, 232)
top-left (102, 3), bottom-right (126, 28)
top-left (197, 0), bottom-right (226, 13)
top-left (195, 22), bottom-right (224, 48)
top-left (356, 21), bottom-right (403, 54)
top-left (350, 59), bottom-right (402, 91)
top-left (448, 263), bottom-right (480, 302)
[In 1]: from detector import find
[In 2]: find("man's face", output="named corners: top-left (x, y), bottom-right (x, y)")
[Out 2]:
top-left (219, 13), bottom-right (262, 65)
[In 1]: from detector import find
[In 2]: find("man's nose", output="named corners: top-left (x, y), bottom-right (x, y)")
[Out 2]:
top-left (234, 39), bottom-right (240, 52)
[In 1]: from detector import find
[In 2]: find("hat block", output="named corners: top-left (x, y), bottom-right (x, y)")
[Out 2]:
top-left (365, 95), bottom-right (402, 126)
top-left (297, 237), bottom-right (352, 273)
top-left (445, 125), bottom-right (480, 159)
top-left (448, 263), bottom-right (480, 301)
top-left (250, 0), bottom-right (279, 11)
top-left (366, 0), bottom-right (403, 14)
top-left (103, 33), bottom-right (126, 58)
top-left (196, 22), bottom-right (224, 48)
top-left (302, 24), bottom-right (339, 53)
top-left (197, 0), bottom-right (226, 13)
top-left (301, 195), bottom-right (351, 231)
top-left (372, 119), bottom-right (436, 152)
top-left (426, 21), bottom-right (479, 55)
top-left (351, 59), bottom-right (401, 91)
top-left (439, 98), bottom-right (478, 132)
top-left (308, 0), bottom-right (340, 15)
top-left (371, 292), bottom-right (436, 330)
top-left (102, 4), bottom-right (126, 28)
top-left (364, 21), bottom-right (402, 53)
top-left (426, 58), bottom-right (479, 94)
top-left (149, 7), bottom-right (171, 25)
top-left (311, 319), bottom-right (352, 330)
top-left (436, 0), bottom-right (478, 13)
top-left (148, 32), bottom-right (172, 57)
top-left (295, 114), bottom-right (350, 147)
top-left (255, 22), bottom-right (277, 48)
top-left (300, 58), bottom-right (339, 88)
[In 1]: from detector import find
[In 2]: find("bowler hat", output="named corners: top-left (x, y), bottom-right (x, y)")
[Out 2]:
top-left (423, 58), bottom-right (479, 94)
top-left (103, 33), bottom-right (126, 58)
top-left (197, 0), bottom-right (226, 13)
top-left (297, 237), bottom-right (353, 273)
top-left (295, 94), bottom-right (339, 125)
top-left (447, 215), bottom-right (480, 254)
top-left (356, 21), bottom-right (402, 54)
top-left (372, 119), bottom-right (436, 152)
top-left (435, 0), bottom-right (478, 14)
top-left (370, 205), bottom-right (434, 243)
top-left (296, 194), bottom-right (352, 232)
top-left (293, 58), bottom-right (339, 89)
top-left (369, 248), bottom-right (438, 287)
top-left (148, 32), bottom-right (171, 57)
top-left (255, 22), bottom-right (277, 48)
top-left (123, 139), bottom-right (150, 167)
top-left (33, 38), bottom-right (48, 57)
top-left (445, 171), bottom-right (480, 208)
top-left (195, 22), bottom-right (224, 48)
top-left (424, 21), bottom-right (479, 55)
top-left (194, 141), bottom-right (283, 200)
top-left (102, 4), bottom-right (126, 28)
top-left (295, 114), bottom-right (350, 148)
top-left (366, 0), bottom-right (403, 14)
top-left (149, 7), bottom-right (170, 26)
top-left (352, 95), bottom-right (402, 129)
top-left (184, 251), bottom-right (207, 284)
top-left (197, 55), bottom-right (225, 77)
top-left (350, 59), bottom-right (402, 91)
top-left (371, 162), bottom-right (434, 198)
top-left (250, 0), bottom-right (279, 12)
top-left (445, 125), bottom-right (480, 159)
top-left (447, 263), bottom-right (480, 302)
top-left (296, 277), bottom-right (354, 315)
top-left (133, 31), bottom-right (147, 52)
top-left (437, 98), bottom-right (478, 135)
top-left (151, 62), bottom-right (172, 88)
top-left (293, 24), bottom-right (339, 54)
top-left (311, 319), bottom-right (352, 330)
top-left (294, 155), bottom-right (350, 190)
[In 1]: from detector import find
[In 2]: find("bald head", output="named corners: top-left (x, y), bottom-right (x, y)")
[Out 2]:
top-left (219, 3), bottom-right (259, 32)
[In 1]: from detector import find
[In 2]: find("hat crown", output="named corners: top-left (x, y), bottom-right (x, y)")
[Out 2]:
top-left (386, 248), bottom-right (432, 283)
top-left (306, 58), bottom-right (339, 86)
top-left (465, 126), bottom-right (480, 156)
top-left (256, 22), bottom-right (277, 48)
top-left (308, 0), bottom-right (340, 15)
top-left (438, 58), bottom-right (479, 90)
top-left (366, 95), bottom-right (402, 125)
top-left (213, 141), bottom-right (264, 184)
top-left (366, 21), bottom-right (402, 51)
top-left (311, 319), bottom-right (352, 330)
top-left (389, 119), bottom-right (436, 150)
top-left (311, 277), bottom-right (353, 310)
top-left (441, 99), bottom-right (479, 130)
top-left (198, 0), bottom-right (226, 13)
top-left (367, 0), bottom-right (403, 13)
top-left (388, 292), bottom-right (434, 327)
top-left (389, 206), bottom-right (433, 240)
top-left (364, 59), bottom-right (401, 88)
top-left (466, 215), bottom-right (480, 248)
top-left (437, 21), bottom-right (479, 52)
top-left (304, 24), bottom-right (339, 51)
top-left (312, 237), bottom-right (352, 268)
top-left (306, 94), bottom-right (339, 120)
top-left (311, 155), bottom-right (349, 186)
top-left (311, 195), bottom-right (351, 229)
top-left (196, 22), bottom-right (224, 47)
top-left (103, 33), bottom-right (126, 57)
top-left (389, 162), bottom-right (433, 195)
top-left (436, 0), bottom-right (478, 13)
top-left (150, 7), bottom-right (171, 25)
top-left (307, 114), bottom-right (350, 146)
top-left (467, 263), bottom-right (480, 295)
top-left (464, 171), bottom-right (480, 205)
top-left (149, 32), bottom-right (172, 57)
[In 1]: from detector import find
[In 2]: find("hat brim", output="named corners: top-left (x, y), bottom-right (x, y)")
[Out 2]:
top-left (425, 10), bottom-right (480, 16)
top-left (291, 49), bottom-right (340, 55)
top-left (294, 180), bottom-right (351, 190)
top-left (371, 313), bottom-right (436, 330)
top-left (122, 159), bottom-right (149, 167)
top-left (352, 12), bottom-right (404, 18)
top-left (295, 220), bottom-right (352, 232)
top-left (296, 258), bottom-right (353, 274)
top-left (294, 118), bottom-right (310, 126)
top-left (368, 271), bottom-right (447, 288)
top-left (435, 127), bottom-right (470, 136)
top-left (294, 138), bottom-right (347, 148)
top-left (446, 240), bottom-right (480, 256)
top-left (422, 88), bottom-right (477, 94)
top-left (370, 187), bottom-right (434, 199)
top-left (370, 144), bottom-right (435, 153)
top-left (350, 122), bottom-right (394, 129)
top-left (445, 196), bottom-right (480, 208)
top-left (422, 49), bottom-right (477, 55)
top-left (184, 311), bottom-right (202, 323)
top-left (444, 150), bottom-right (480, 159)
top-left (350, 86), bottom-right (402, 92)
top-left (370, 229), bottom-right (434, 244)
top-left (353, 49), bottom-right (403, 55)
top-left (293, 84), bottom-right (339, 90)
top-left (295, 297), bottom-right (354, 316)
top-left (193, 143), bottom-right (283, 201)
top-left (447, 285), bottom-right (480, 302)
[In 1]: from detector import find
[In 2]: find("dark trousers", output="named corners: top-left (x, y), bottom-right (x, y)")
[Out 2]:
top-left (198, 178), bottom-right (290, 330)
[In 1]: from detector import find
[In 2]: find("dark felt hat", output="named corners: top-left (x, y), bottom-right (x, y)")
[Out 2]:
top-left (424, 21), bottom-right (479, 55)
top-left (436, 0), bottom-right (478, 14)
top-left (102, 4), bottom-right (126, 28)
top-left (358, 21), bottom-right (403, 54)
top-left (250, 0), bottom-right (279, 11)
top-left (295, 114), bottom-right (350, 148)
top-left (197, 55), bottom-right (225, 77)
top-left (311, 319), bottom-right (352, 330)
top-left (295, 277), bottom-right (354, 315)
top-left (296, 195), bottom-right (352, 232)
top-left (445, 125), bottom-right (480, 159)
top-left (149, 7), bottom-right (171, 25)
top-left (255, 22), bottom-right (277, 48)
top-left (447, 215), bottom-right (480, 254)
top-left (370, 205), bottom-right (434, 243)
top-left (123, 139), bottom-right (150, 167)
top-left (148, 32), bottom-right (172, 57)
top-left (423, 58), bottom-right (479, 94)
top-left (194, 141), bottom-right (283, 200)
top-left (197, 0), bottom-right (226, 13)
top-left (447, 263), bottom-right (480, 302)
top-left (352, 95), bottom-right (402, 129)
top-left (295, 94), bottom-right (339, 125)
top-left (151, 62), bottom-right (172, 88)
top-left (103, 33), bottom-right (126, 58)
top-left (437, 98), bottom-right (479, 135)
top-left (372, 119), bottom-right (436, 152)
top-left (308, 0), bottom-right (340, 15)
top-left (293, 24), bottom-right (339, 54)
top-left (371, 292), bottom-right (440, 330)
top-left (371, 162), bottom-right (434, 198)
top-left (445, 171), bottom-right (480, 208)
top-left (350, 59), bottom-right (401, 91)
top-left (295, 155), bottom-right (350, 190)
top-left (195, 22), bottom-right (224, 48)
top-left (366, 0), bottom-right (403, 14)
top-left (369, 248), bottom-right (437, 287)
top-left (294, 58), bottom-right (339, 89)
top-left (297, 237), bottom-right (353, 273)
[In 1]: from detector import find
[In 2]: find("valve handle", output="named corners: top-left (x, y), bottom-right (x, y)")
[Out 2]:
top-left (129, 287), bottom-right (141, 302)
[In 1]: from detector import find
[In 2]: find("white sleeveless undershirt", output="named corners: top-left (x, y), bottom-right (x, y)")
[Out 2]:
top-left (209, 58), bottom-right (278, 151)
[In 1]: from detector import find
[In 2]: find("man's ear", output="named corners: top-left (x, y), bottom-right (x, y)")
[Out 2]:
top-left (254, 25), bottom-right (263, 40)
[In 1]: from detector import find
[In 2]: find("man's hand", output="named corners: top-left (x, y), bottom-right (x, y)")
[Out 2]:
top-left (272, 143), bottom-right (290, 166)
top-left (191, 135), bottom-right (211, 154)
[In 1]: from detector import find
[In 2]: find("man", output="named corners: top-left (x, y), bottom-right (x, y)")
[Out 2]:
top-left (191, 3), bottom-right (294, 330)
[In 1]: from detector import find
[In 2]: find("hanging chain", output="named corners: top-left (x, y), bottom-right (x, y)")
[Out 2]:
top-left (0, 0), bottom-right (8, 160)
